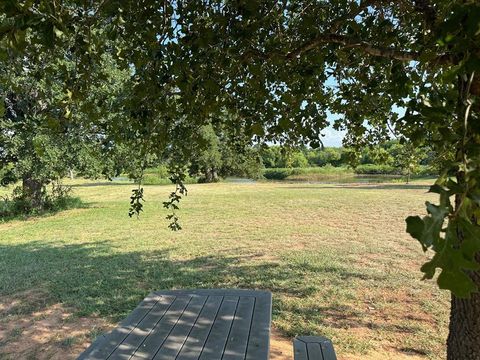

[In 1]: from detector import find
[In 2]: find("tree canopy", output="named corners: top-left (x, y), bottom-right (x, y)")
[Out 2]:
top-left (0, 35), bottom-right (132, 212)
top-left (1, 1), bottom-right (480, 358)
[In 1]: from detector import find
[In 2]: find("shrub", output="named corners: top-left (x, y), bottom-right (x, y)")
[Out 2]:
top-left (354, 164), bottom-right (438, 176)
top-left (415, 165), bottom-right (438, 177)
top-left (354, 164), bottom-right (401, 175)
top-left (306, 147), bottom-right (344, 167)
top-left (263, 166), bottom-right (353, 180)
top-left (287, 151), bottom-right (309, 168)
top-left (263, 168), bottom-right (294, 180)
top-left (0, 182), bottom-right (84, 220)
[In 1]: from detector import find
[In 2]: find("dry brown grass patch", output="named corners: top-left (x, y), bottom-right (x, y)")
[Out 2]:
top-left (0, 289), bottom-right (113, 360)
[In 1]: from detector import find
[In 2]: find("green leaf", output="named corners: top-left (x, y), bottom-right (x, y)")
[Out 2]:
top-left (428, 184), bottom-right (446, 195)
top-left (13, 29), bottom-right (26, 49)
top-left (250, 123), bottom-right (264, 136)
top-left (278, 117), bottom-right (290, 130)
top-left (437, 269), bottom-right (477, 298)
top-left (0, 48), bottom-right (8, 61)
top-left (407, 202), bottom-right (448, 249)
top-left (419, 221), bottom-right (480, 298)
top-left (459, 219), bottom-right (480, 261)
top-left (53, 26), bottom-right (64, 39)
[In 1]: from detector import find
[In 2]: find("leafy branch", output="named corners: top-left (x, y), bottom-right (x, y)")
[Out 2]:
top-left (406, 72), bottom-right (480, 297)
top-left (162, 166), bottom-right (188, 231)
top-left (128, 186), bottom-right (144, 218)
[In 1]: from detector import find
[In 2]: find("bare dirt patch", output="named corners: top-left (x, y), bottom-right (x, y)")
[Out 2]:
top-left (270, 327), bottom-right (293, 359)
top-left (0, 289), bottom-right (112, 360)
top-left (340, 350), bottom-right (427, 360)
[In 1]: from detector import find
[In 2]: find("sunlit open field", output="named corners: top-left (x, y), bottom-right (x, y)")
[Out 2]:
top-left (0, 180), bottom-right (449, 359)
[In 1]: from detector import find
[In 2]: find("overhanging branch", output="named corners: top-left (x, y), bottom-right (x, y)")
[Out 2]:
top-left (241, 33), bottom-right (452, 65)
top-left (286, 34), bottom-right (418, 61)
top-left (285, 33), bottom-right (453, 64)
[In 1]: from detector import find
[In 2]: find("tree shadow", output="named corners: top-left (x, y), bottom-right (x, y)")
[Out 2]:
top-left (0, 241), bottom-right (384, 320)
top-left (0, 240), bottom-right (425, 358)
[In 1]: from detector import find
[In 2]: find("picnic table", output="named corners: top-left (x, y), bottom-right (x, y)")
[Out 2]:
top-left (78, 289), bottom-right (336, 360)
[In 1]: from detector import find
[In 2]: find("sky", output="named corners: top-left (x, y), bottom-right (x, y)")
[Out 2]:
top-left (317, 101), bottom-right (406, 148)
top-left (321, 124), bottom-right (345, 147)
top-left (319, 78), bottom-right (345, 147)
top-left (320, 108), bottom-right (345, 147)
top-left (321, 105), bottom-right (406, 147)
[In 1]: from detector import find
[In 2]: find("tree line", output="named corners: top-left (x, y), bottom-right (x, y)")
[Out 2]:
top-left (260, 141), bottom-right (438, 177)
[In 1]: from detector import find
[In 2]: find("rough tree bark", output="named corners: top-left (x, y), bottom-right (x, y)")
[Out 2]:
top-left (446, 75), bottom-right (480, 360)
top-left (448, 175), bottom-right (480, 360)
top-left (204, 168), bottom-right (219, 183)
top-left (22, 177), bottom-right (45, 210)
top-left (447, 172), bottom-right (480, 360)
top-left (447, 271), bottom-right (480, 360)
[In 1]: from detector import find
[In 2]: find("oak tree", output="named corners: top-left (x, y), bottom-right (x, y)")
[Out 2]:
top-left (1, 1), bottom-right (480, 358)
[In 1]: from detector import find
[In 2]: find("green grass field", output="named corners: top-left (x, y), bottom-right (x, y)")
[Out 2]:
top-left (0, 180), bottom-right (449, 359)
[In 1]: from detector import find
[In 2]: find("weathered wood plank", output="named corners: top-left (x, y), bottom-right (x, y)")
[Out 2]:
top-left (198, 296), bottom-right (239, 360)
top-left (175, 296), bottom-right (224, 360)
top-left (78, 293), bottom-right (163, 360)
top-left (152, 295), bottom-right (207, 359)
top-left (78, 289), bottom-right (272, 360)
top-left (293, 338), bottom-right (309, 360)
top-left (107, 296), bottom-right (175, 359)
top-left (245, 292), bottom-right (271, 360)
top-left (130, 296), bottom-right (192, 359)
top-left (222, 296), bottom-right (256, 360)
top-left (318, 338), bottom-right (337, 360)
top-left (294, 336), bottom-right (337, 360)
top-left (307, 343), bottom-right (323, 359)
top-left (153, 289), bottom-right (270, 298)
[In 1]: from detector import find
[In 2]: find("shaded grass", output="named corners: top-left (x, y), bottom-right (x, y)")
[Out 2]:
top-left (0, 181), bottom-right (449, 359)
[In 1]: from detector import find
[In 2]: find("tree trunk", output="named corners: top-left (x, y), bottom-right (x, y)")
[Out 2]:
top-left (446, 169), bottom-right (480, 359)
top-left (22, 177), bottom-right (45, 210)
top-left (447, 272), bottom-right (480, 360)
top-left (203, 168), bottom-right (212, 183)
top-left (203, 168), bottom-right (219, 183)
top-left (211, 169), bottom-right (219, 182)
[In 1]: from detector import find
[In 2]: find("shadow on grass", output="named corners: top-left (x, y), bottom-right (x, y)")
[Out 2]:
top-left (0, 240), bottom-right (383, 322)
top-left (0, 240), bottom-right (435, 358)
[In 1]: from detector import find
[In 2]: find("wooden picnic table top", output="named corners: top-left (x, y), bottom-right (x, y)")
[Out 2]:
top-left (78, 289), bottom-right (272, 360)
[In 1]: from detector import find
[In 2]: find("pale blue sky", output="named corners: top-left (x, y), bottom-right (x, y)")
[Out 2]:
top-left (321, 124), bottom-right (345, 147)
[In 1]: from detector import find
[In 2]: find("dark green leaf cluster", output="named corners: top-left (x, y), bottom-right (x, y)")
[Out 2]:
top-left (128, 187), bottom-right (144, 219)
top-left (407, 180), bottom-right (480, 297)
top-left (162, 168), bottom-right (189, 231)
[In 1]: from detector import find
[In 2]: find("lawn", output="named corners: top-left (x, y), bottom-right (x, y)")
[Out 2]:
top-left (0, 180), bottom-right (449, 359)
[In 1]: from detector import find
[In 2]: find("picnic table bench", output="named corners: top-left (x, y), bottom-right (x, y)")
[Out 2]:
top-left (79, 289), bottom-right (336, 360)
